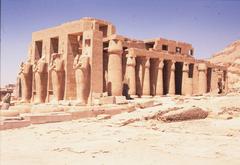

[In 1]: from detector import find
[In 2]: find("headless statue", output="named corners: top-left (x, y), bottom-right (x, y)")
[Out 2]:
top-left (49, 53), bottom-right (65, 101)
top-left (33, 56), bottom-right (48, 103)
top-left (73, 54), bottom-right (90, 104)
top-left (19, 60), bottom-right (32, 103)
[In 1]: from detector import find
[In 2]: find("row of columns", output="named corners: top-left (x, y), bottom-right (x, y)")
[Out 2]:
top-left (107, 40), bottom-right (223, 97)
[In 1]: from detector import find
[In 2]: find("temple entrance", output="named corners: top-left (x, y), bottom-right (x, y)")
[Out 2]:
top-left (175, 62), bottom-right (183, 95)
top-left (207, 68), bottom-right (212, 92)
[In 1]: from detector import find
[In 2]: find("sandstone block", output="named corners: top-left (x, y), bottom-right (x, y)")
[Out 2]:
top-left (160, 107), bottom-right (208, 122)
top-left (0, 120), bottom-right (30, 130)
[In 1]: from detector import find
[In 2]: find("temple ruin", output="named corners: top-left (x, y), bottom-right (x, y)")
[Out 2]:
top-left (17, 17), bottom-right (228, 104)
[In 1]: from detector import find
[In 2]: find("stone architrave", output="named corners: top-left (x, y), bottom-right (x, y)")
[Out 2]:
top-left (107, 39), bottom-right (123, 96)
top-left (33, 56), bottom-right (48, 103)
top-left (125, 54), bottom-right (136, 95)
top-left (142, 58), bottom-right (150, 96)
top-left (73, 54), bottom-right (90, 104)
top-left (20, 60), bottom-right (32, 103)
top-left (156, 59), bottom-right (164, 95)
top-left (168, 61), bottom-right (175, 95)
top-left (49, 53), bottom-right (65, 101)
top-left (198, 63), bottom-right (207, 95)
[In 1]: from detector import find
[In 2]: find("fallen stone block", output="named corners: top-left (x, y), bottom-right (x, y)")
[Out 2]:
top-left (160, 107), bottom-right (208, 122)
top-left (136, 100), bottom-right (154, 109)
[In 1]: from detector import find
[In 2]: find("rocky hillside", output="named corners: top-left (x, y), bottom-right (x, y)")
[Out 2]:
top-left (209, 40), bottom-right (240, 92)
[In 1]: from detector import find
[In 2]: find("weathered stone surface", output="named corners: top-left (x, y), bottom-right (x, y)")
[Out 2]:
top-left (9, 104), bottom-right (32, 114)
top-left (115, 96), bottom-right (127, 104)
top-left (0, 120), bottom-right (30, 130)
top-left (160, 107), bottom-right (208, 122)
top-left (73, 54), bottom-right (90, 104)
top-left (99, 96), bottom-right (115, 105)
top-left (30, 105), bottom-right (64, 113)
top-left (22, 112), bottom-right (72, 124)
top-left (136, 99), bottom-right (154, 109)
top-left (0, 110), bottom-right (20, 117)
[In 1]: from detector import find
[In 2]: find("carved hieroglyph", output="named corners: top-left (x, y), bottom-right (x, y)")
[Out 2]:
top-left (73, 54), bottom-right (90, 104)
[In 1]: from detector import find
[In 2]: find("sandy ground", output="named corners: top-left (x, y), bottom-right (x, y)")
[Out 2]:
top-left (1, 94), bottom-right (240, 165)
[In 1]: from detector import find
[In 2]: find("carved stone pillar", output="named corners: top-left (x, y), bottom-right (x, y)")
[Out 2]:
top-left (20, 62), bottom-right (33, 103)
top-left (142, 58), bottom-right (150, 96)
top-left (49, 53), bottom-right (65, 101)
top-left (34, 59), bottom-right (48, 103)
top-left (198, 63), bottom-right (207, 95)
top-left (73, 55), bottom-right (90, 104)
top-left (192, 64), bottom-right (199, 95)
top-left (156, 59), bottom-right (164, 95)
top-left (168, 61), bottom-right (175, 95)
top-left (125, 54), bottom-right (136, 95)
top-left (182, 62), bottom-right (189, 95)
top-left (108, 40), bottom-right (123, 96)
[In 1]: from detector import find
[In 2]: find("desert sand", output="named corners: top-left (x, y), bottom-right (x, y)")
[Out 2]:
top-left (1, 94), bottom-right (240, 165)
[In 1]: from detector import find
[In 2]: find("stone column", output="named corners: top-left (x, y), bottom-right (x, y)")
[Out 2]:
top-left (224, 71), bottom-right (228, 93)
top-left (211, 68), bottom-right (218, 94)
top-left (155, 59), bottom-right (164, 95)
top-left (20, 61), bottom-right (33, 103)
top-left (125, 54), bottom-right (136, 95)
top-left (168, 61), bottom-right (175, 95)
top-left (198, 63), bottom-right (207, 95)
top-left (142, 58), bottom-right (150, 96)
top-left (108, 40), bottom-right (123, 96)
top-left (182, 62), bottom-right (189, 95)
top-left (192, 64), bottom-right (199, 95)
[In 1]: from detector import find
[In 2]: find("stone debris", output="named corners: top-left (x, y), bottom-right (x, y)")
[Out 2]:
top-left (159, 107), bottom-right (208, 122)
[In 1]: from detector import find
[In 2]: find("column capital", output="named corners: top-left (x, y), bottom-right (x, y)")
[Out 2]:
top-left (158, 59), bottom-right (164, 69)
top-left (182, 62), bottom-right (189, 72)
top-left (126, 56), bottom-right (136, 66)
top-left (108, 39), bottom-right (123, 54)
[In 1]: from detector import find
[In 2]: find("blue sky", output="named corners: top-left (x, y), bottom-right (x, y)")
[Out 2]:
top-left (1, 0), bottom-right (240, 86)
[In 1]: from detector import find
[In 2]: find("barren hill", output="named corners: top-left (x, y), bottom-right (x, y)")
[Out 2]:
top-left (209, 40), bottom-right (240, 92)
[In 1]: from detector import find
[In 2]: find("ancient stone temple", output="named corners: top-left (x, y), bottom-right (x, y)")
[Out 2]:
top-left (17, 17), bottom-right (228, 104)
